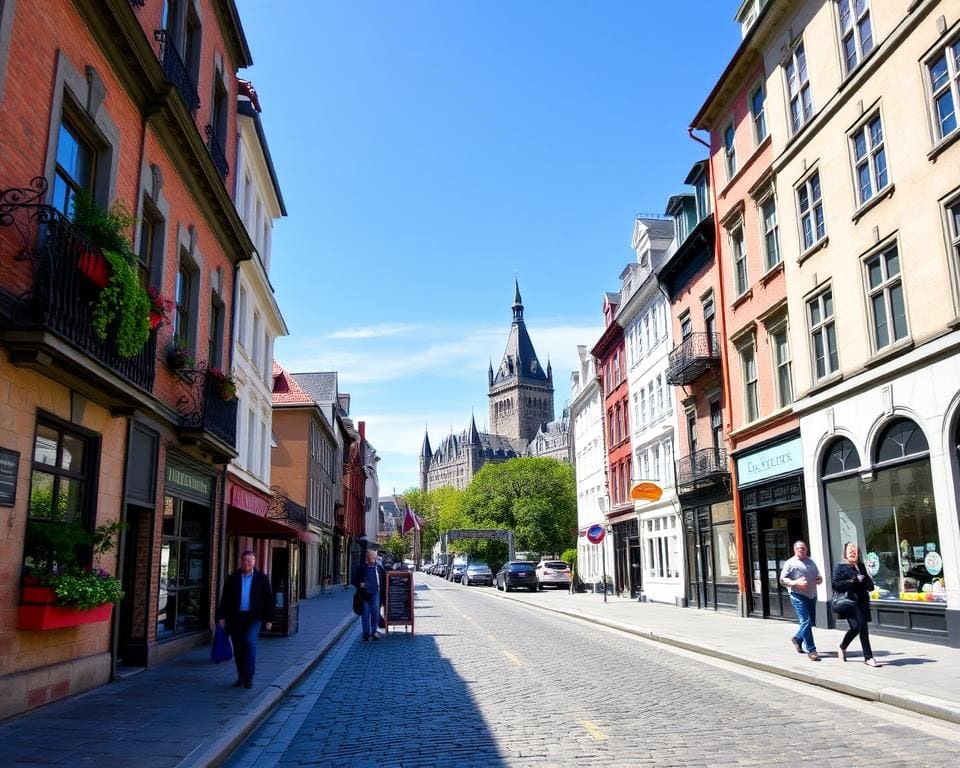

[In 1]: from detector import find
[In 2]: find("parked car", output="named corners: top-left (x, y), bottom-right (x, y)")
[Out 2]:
top-left (433, 563), bottom-right (448, 578)
top-left (448, 562), bottom-right (468, 582)
top-left (462, 563), bottom-right (493, 586)
top-left (495, 561), bottom-right (538, 592)
top-left (536, 560), bottom-right (571, 590)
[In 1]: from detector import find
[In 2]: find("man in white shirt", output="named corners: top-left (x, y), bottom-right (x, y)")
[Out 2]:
top-left (779, 540), bottom-right (823, 661)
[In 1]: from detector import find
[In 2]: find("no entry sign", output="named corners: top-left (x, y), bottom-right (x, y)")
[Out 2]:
top-left (586, 524), bottom-right (605, 544)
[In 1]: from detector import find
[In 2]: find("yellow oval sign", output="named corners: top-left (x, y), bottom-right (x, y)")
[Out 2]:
top-left (630, 482), bottom-right (663, 502)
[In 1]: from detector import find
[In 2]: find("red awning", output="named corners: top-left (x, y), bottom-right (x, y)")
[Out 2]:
top-left (228, 479), bottom-right (270, 517)
top-left (227, 507), bottom-right (300, 540)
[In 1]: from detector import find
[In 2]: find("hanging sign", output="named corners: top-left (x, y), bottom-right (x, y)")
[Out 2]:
top-left (0, 447), bottom-right (20, 507)
top-left (630, 482), bottom-right (663, 502)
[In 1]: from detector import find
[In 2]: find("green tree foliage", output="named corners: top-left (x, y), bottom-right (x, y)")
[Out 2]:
top-left (383, 532), bottom-right (411, 562)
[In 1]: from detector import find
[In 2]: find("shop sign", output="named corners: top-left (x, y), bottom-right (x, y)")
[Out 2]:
top-left (229, 483), bottom-right (269, 517)
top-left (737, 437), bottom-right (803, 485)
top-left (0, 447), bottom-right (20, 507)
top-left (925, 551), bottom-right (943, 576)
top-left (165, 464), bottom-right (213, 501)
top-left (630, 481), bottom-right (663, 502)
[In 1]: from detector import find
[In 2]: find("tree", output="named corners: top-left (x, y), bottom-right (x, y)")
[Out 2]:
top-left (460, 457), bottom-right (576, 555)
top-left (383, 533), bottom-right (411, 562)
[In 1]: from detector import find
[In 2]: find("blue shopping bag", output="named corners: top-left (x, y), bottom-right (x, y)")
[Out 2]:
top-left (211, 624), bottom-right (233, 664)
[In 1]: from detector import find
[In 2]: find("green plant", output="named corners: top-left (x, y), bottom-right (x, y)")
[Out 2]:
top-left (70, 193), bottom-right (151, 357)
top-left (48, 568), bottom-right (124, 610)
top-left (167, 340), bottom-right (195, 372)
top-left (208, 367), bottom-right (237, 400)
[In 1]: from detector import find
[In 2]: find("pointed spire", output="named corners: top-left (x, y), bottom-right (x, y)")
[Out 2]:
top-left (420, 428), bottom-right (432, 458)
top-left (468, 412), bottom-right (481, 445)
top-left (488, 358), bottom-right (494, 386)
top-left (547, 357), bottom-right (553, 380)
top-left (512, 277), bottom-right (524, 323)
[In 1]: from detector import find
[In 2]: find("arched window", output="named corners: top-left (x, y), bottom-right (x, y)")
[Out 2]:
top-left (821, 437), bottom-right (860, 477)
top-left (875, 417), bottom-right (928, 463)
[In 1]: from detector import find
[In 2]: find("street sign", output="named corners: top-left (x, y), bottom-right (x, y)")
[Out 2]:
top-left (586, 524), bottom-right (605, 544)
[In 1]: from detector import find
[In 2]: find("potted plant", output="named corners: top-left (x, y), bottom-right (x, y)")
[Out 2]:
top-left (167, 340), bottom-right (195, 374)
top-left (207, 367), bottom-right (237, 400)
top-left (147, 286), bottom-right (174, 330)
top-left (19, 519), bottom-right (125, 630)
top-left (70, 193), bottom-right (152, 357)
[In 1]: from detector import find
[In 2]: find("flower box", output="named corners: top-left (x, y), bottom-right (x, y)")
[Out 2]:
top-left (149, 311), bottom-right (164, 330)
top-left (18, 600), bottom-right (113, 631)
top-left (22, 585), bottom-right (57, 604)
top-left (77, 248), bottom-right (111, 288)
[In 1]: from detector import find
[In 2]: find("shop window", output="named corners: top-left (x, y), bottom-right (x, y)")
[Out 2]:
top-left (712, 501), bottom-right (738, 585)
top-left (157, 494), bottom-right (210, 639)
top-left (23, 419), bottom-right (96, 572)
top-left (875, 417), bottom-right (928, 463)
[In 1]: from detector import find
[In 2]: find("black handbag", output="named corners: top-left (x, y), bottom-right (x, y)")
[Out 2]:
top-left (352, 589), bottom-right (365, 616)
top-left (831, 593), bottom-right (856, 616)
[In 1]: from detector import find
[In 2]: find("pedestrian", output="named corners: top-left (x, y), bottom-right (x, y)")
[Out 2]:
top-left (216, 550), bottom-right (274, 689)
top-left (352, 548), bottom-right (385, 641)
top-left (779, 540), bottom-right (823, 661)
top-left (832, 541), bottom-right (881, 667)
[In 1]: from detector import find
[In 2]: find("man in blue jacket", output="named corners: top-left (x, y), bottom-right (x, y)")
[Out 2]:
top-left (352, 548), bottom-right (385, 641)
top-left (217, 550), bottom-right (274, 688)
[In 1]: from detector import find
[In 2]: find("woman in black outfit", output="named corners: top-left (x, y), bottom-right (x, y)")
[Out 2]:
top-left (832, 542), bottom-right (881, 667)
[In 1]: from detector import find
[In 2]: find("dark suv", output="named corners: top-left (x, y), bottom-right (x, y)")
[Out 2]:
top-left (495, 561), bottom-right (538, 592)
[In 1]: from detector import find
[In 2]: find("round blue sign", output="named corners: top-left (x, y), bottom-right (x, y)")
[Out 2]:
top-left (586, 524), bottom-right (605, 544)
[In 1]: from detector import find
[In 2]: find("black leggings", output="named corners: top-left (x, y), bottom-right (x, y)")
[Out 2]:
top-left (839, 606), bottom-right (873, 660)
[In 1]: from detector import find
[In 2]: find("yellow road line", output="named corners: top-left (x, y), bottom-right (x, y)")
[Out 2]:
top-left (578, 719), bottom-right (608, 741)
top-left (502, 649), bottom-right (522, 667)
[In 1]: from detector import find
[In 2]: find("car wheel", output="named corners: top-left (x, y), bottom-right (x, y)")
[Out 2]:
top-left (530, 586), bottom-right (537, 592)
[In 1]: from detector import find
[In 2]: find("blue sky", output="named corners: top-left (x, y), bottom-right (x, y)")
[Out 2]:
top-left (235, 1), bottom-right (742, 494)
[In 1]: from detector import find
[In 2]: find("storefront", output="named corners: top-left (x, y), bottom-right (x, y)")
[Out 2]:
top-left (735, 433), bottom-right (806, 621)
top-left (611, 517), bottom-right (641, 597)
top-left (682, 497), bottom-right (738, 611)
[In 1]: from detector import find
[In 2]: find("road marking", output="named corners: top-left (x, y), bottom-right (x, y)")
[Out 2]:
top-left (578, 719), bottom-right (608, 741)
top-left (502, 649), bottom-right (522, 667)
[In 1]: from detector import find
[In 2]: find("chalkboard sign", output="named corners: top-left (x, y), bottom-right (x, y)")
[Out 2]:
top-left (384, 570), bottom-right (414, 633)
top-left (0, 447), bottom-right (20, 507)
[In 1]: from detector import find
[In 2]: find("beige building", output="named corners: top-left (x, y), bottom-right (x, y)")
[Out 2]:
top-left (758, 0), bottom-right (960, 644)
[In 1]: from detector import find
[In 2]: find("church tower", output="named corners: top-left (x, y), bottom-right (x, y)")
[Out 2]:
top-left (488, 280), bottom-right (554, 447)
top-left (419, 429), bottom-right (432, 492)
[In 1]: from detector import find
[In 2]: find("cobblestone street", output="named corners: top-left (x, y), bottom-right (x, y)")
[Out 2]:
top-left (225, 576), bottom-right (960, 767)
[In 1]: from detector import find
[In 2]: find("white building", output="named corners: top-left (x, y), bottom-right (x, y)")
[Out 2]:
top-left (619, 217), bottom-right (683, 605)
top-left (570, 344), bottom-right (611, 588)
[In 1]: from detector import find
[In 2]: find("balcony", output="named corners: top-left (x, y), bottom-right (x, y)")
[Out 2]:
top-left (205, 125), bottom-right (229, 180)
top-left (268, 488), bottom-right (308, 531)
top-left (0, 179), bottom-right (157, 405)
top-left (675, 447), bottom-right (730, 498)
top-left (155, 30), bottom-right (200, 114)
top-left (176, 365), bottom-right (238, 461)
top-left (665, 332), bottom-right (721, 385)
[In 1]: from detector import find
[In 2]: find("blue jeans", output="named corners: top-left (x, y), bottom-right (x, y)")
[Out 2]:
top-left (789, 593), bottom-right (817, 653)
top-left (361, 591), bottom-right (380, 637)
top-left (230, 617), bottom-right (262, 682)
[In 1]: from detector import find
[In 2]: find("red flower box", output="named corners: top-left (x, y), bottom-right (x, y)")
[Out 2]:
top-left (77, 249), bottom-right (111, 288)
top-left (18, 586), bottom-right (113, 630)
top-left (18, 601), bottom-right (113, 631)
top-left (149, 311), bottom-right (164, 330)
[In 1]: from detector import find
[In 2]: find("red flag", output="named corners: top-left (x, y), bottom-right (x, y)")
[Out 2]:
top-left (402, 503), bottom-right (416, 535)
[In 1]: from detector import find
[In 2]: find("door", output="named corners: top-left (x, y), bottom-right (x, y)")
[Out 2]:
top-left (762, 528), bottom-right (794, 619)
top-left (700, 508), bottom-right (715, 608)
top-left (628, 536), bottom-right (643, 598)
top-left (270, 546), bottom-right (289, 635)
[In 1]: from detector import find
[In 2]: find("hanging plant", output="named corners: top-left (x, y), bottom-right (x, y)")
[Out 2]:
top-left (90, 248), bottom-right (151, 357)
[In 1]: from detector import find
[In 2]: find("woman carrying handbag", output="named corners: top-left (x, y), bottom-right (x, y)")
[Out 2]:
top-left (832, 542), bottom-right (881, 667)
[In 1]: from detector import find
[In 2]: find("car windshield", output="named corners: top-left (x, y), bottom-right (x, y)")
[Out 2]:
top-left (508, 563), bottom-right (534, 572)
top-left (541, 562), bottom-right (567, 570)
top-left (467, 565), bottom-right (490, 572)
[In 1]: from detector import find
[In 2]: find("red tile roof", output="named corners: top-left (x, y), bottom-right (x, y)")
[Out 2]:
top-left (272, 359), bottom-right (314, 405)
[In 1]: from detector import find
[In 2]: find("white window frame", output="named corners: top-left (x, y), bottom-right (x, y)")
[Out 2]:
top-left (785, 41), bottom-right (813, 134)
top-left (797, 170), bottom-right (826, 252)
top-left (837, 0), bottom-right (874, 76)
top-left (863, 242), bottom-right (909, 351)
top-left (731, 225), bottom-right (748, 296)
top-left (849, 110), bottom-right (888, 207)
top-left (768, 318), bottom-right (794, 409)
top-left (808, 287), bottom-right (839, 381)
top-left (739, 340), bottom-right (760, 424)
top-left (947, 197), bottom-right (960, 305)
top-left (750, 80), bottom-right (767, 144)
top-left (759, 193), bottom-right (781, 271)
top-left (723, 121), bottom-right (737, 180)
top-left (927, 36), bottom-right (960, 143)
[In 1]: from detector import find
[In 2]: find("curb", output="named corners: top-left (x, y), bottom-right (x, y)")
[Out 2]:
top-left (176, 612), bottom-right (357, 768)
top-left (487, 589), bottom-right (960, 727)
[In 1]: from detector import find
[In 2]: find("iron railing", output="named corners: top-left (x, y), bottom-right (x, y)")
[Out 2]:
top-left (205, 125), bottom-right (229, 179)
top-left (665, 332), bottom-right (721, 385)
top-left (268, 488), bottom-right (308, 530)
top-left (176, 364), bottom-right (238, 449)
top-left (155, 30), bottom-right (200, 114)
top-left (675, 447), bottom-right (729, 487)
top-left (0, 179), bottom-right (157, 391)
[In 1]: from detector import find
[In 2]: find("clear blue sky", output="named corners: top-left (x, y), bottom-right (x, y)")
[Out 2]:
top-left (235, 0), bottom-right (742, 494)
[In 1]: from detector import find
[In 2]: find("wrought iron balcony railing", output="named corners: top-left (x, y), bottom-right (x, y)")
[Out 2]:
top-left (176, 364), bottom-right (238, 450)
top-left (154, 30), bottom-right (200, 114)
top-left (675, 447), bottom-right (729, 487)
top-left (268, 488), bottom-right (308, 530)
top-left (665, 332), bottom-right (721, 385)
top-left (204, 125), bottom-right (229, 180)
top-left (0, 179), bottom-right (157, 392)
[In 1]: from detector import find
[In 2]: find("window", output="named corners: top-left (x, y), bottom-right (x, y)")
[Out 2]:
top-left (797, 171), bottom-right (825, 250)
top-left (865, 244), bottom-right (908, 350)
top-left (613, 354), bottom-right (621, 386)
top-left (785, 42), bottom-right (813, 134)
top-left (731, 227), bottom-right (748, 296)
top-left (851, 113), bottom-right (888, 206)
top-left (52, 118), bottom-right (96, 216)
top-left (647, 381), bottom-right (655, 421)
top-left (751, 82), bottom-right (767, 143)
top-left (157, 493), bottom-right (210, 640)
top-left (137, 201), bottom-right (162, 289)
top-left (687, 411), bottom-right (698, 456)
top-left (680, 313), bottom-right (692, 339)
top-left (651, 445), bottom-right (660, 481)
top-left (808, 288), bottom-right (839, 380)
top-left (838, 0), bottom-right (873, 75)
top-left (174, 262), bottom-right (192, 345)
top-left (656, 375), bottom-right (664, 415)
top-left (723, 122), bottom-right (737, 180)
top-left (633, 393), bottom-right (640, 426)
top-left (772, 325), bottom-right (794, 408)
top-left (703, 293), bottom-right (716, 338)
top-left (760, 195), bottom-right (781, 270)
top-left (639, 389), bottom-right (646, 427)
top-left (246, 408), bottom-right (257, 470)
top-left (252, 311), bottom-right (262, 370)
top-left (928, 38), bottom-right (960, 141)
top-left (740, 344), bottom-right (759, 423)
top-left (263, 331), bottom-right (272, 383)
top-left (237, 285), bottom-right (247, 348)
top-left (948, 200), bottom-right (960, 289)
top-left (208, 296), bottom-right (224, 368)
top-left (24, 420), bottom-right (94, 572)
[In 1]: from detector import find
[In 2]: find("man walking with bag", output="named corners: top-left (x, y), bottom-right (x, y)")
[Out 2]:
top-left (217, 550), bottom-right (274, 688)
top-left (352, 548), bottom-right (385, 641)
top-left (779, 540), bottom-right (823, 661)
